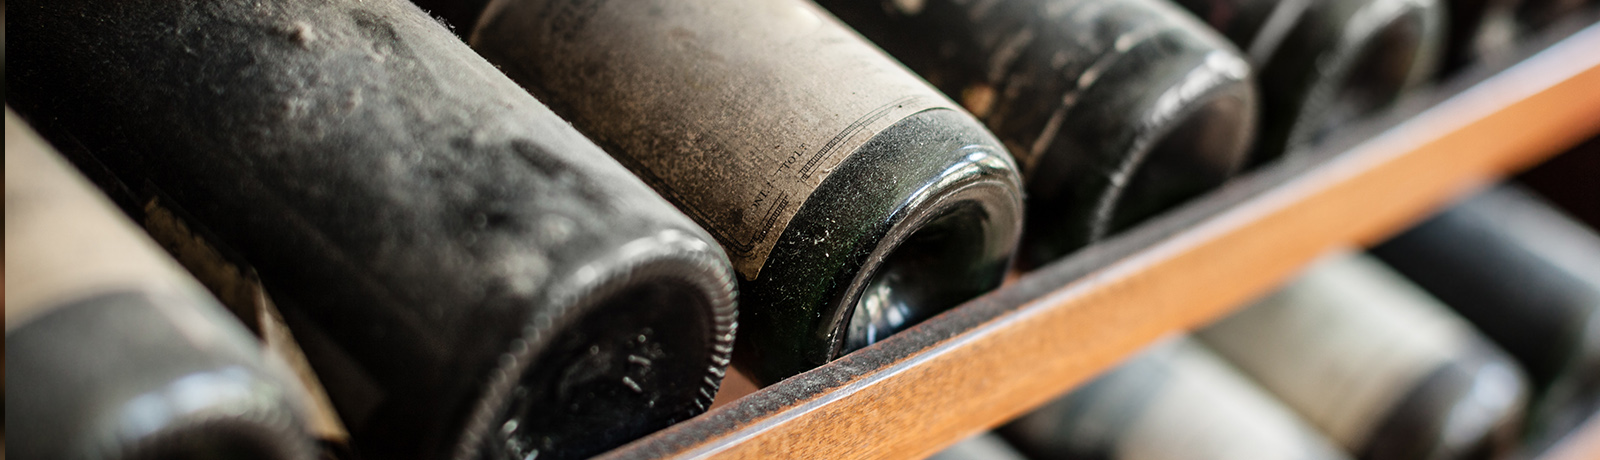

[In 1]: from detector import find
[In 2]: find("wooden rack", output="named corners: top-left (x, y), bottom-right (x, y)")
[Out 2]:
top-left (599, 21), bottom-right (1600, 460)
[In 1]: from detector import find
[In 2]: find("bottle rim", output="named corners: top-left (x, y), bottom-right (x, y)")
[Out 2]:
top-left (823, 143), bottom-right (1023, 359)
top-left (451, 228), bottom-right (738, 460)
top-left (1283, 0), bottom-right (1445, 155)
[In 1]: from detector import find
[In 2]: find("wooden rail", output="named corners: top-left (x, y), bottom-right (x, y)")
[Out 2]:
top-left (1541, 412), bottom-right (1600, 460)
top-left (600, 22), bottom-right (1600, 460)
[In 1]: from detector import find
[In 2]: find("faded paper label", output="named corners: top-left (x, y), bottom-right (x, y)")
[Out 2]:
top-left (1198, 252), bottom-right (1472, 451)
top-left (474, 0), bottom-right (958, 278)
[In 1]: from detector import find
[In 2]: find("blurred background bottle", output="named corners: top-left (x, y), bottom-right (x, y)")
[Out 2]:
top-left (5, 0), bottom-right (740, 458)
top-left (1172, 0), bottom-right (1445, 161)
top-left (1439, 0), bottom-right (1596, 77)
top-left (818, 0), bottom-right (1258, 267)
top-left (432, 0), bottom-right (1026, 384)
top-left (1372, 185), bottom-right (1600, 449)
top-left (1514, 0), bottom-right (1595, 33)
top-left (1001, 335), bottom-right (1351, 460)
top-left (6, 109), bottom-right (316, 460)
top-left (928, 432), bottom-right (1030, 460)
top-left (1441, 0), bottom-right (1521, 73)
top-left (825, 0), bottom-right (1260, 265)
top-left (1198, 252), bottom-right (1528, 460)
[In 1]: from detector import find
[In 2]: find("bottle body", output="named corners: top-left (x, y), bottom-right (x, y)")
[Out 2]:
top-left (820, 0), bottom-right (1258, 266)
top-left (463, 0), bottom-right (1025, 384)
top-left (1198, 252), bottom-right (1528, 460)
top-left (1514, 0), bottom-right (1594, 32)
top-left (5, 109), bottom-right (316, 460)
top-left (1174, 0), bottom-right (1445, 161)
top-left (1442, 0), bottom-right (1521, 73)
top-left (1001, 336), bottom-right (1350, 460)
top-left (1372, 185), bottom-right (1600, 445)
top-left (927, 433), bottom-right (1029, 460)
top-left (7, 0), bottom-right (740, 458)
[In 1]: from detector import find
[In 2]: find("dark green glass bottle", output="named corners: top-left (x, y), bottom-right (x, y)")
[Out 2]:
top-left (6, 0), bottom-right (740, 458)
top-left (1198, 252), bottom-right (1529, 460)
top-left (1001, 336), bottom-right (1350, 460)
top-left (1372, 185), bottom-right (1600, 447)
top-left (1173, 0), bottom-right (1445, 161)
top-left (6, 109), bottom-right (317, 460)
top-left (818, 0), bottom-right (1258, 266)
top-left (431, 0), bottom-right (1026, 385)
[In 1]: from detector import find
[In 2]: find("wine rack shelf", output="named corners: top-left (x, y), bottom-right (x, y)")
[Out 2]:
top-left (597, 22), bottom-right (1600, 460)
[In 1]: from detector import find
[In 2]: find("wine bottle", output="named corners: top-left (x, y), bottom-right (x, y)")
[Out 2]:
top-left (437, 0), bottom-right (1026, 384)
top-left (1001, 336), bottom-right (1351, 460)
top-left (1197, 252), bottom-right (1528, 460)
top-left (1172, 0), bottom-right (1445, 161)
top-left (1441, 0), bottom-right (1520, 73)
top-left (1371, 185), bottom-right (1600, 445)
top-left (1514, 0), bottom-right (1593, 32)
top-left (818, 0), bottom-right (1258, 266)
top-left (1440, 0), bottom-right (1596, 76)
top-left (5, 109), bottom-right (316, 460)
top-left (928, 433), bottom-right (1029, 460)
top-left (6, 0), bottom-right (740, 458)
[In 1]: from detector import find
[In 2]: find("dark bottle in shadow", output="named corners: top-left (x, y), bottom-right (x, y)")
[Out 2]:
top-left (1173, 0), bottom-right (1445, 161)
top-left (6, 0), bottom-right (741, 458)
top-left (819, 0), bottom-right (1259, 267)
top-left (1373, 185), bottom-right (1600, 449)
top-left (1198, 252), bottom-right (1529, 460)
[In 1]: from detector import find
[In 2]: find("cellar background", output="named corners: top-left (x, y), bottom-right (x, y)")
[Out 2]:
top-left (593, 18), bottom-right (1600, 460)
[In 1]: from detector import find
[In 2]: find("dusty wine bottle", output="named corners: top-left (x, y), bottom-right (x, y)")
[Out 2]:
top-left (1197, 252), bottom-right (1529, 460)
top-left (6, 0), bottom-right (740, 459)
top-left (818, 0), bottom-right (1258, 266)
top-left (1173, 0), bottom-right (1445, 161)
top-left (5, 109), bottom-right (317, 460)
top-left (432, 0), bottom-right (1026, 384)
top-left (1372, 185), bottom-right (1600, 445)
top-left (1000, 336), bottom-right (1352, 460)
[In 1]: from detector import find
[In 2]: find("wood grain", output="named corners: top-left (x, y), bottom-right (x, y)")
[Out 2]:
top-left (602, 23), bottom-right (1600, 460)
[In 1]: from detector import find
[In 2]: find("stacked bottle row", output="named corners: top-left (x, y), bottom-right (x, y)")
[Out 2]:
top-left (4, 0), bottom-right (1589, 460)
top-left (928, 183), bottom-right (1600, 460)
top-left (7, 1), bottom-right (743, 459)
